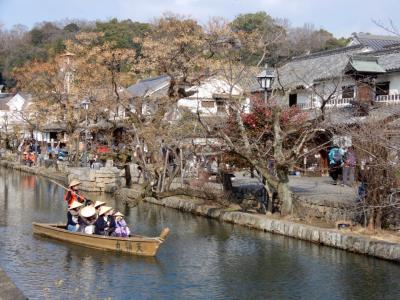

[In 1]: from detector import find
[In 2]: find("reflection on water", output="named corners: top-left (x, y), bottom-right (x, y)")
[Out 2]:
top-left (0, 168), bottom-right (399, 300)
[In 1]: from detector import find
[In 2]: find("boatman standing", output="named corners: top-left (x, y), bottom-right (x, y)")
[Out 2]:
top-left (64, 179), bottom-right (86, 206)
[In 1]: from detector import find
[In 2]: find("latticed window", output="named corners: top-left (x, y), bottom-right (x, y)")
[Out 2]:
top-left (216, 100), bottom-right (225, 113)
top-left (375, 81), bottom-right (390, 96)
top-left (342, 85), bottom-right (355, 98)
top-left (201, 100), bottom-right (214, 108)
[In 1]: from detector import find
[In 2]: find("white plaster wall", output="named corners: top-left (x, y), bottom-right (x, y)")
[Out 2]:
top-left (296, 90), bottom-right (310, 105)
top-left (177, 77), bottom-right (245, 116)
top-left (0, 93), bottom-right (37, 139)
top-left (177, 98), bottom-right (217, 115)
top-left (187, 77), bottom-right (243, 99)
top-left (285, 72), bottom-right (400, 107)
top-left (308, 78), bottom-right (356, 107)
top-left (8, 93), bottom-right (25, 111)
top-left (376, 73), bottom-right (400, 94)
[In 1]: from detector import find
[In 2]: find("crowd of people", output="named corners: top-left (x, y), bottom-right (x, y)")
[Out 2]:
top-left (65, 180), bottom-right (131, 237)
top-left (18, 139), bottom-right (41, 166)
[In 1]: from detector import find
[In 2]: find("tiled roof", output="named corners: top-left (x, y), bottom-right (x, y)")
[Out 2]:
top-left (127, 75), bottom-right (170, 98)
top-left (323, 103), bottom-right (400, 126)
top-left (362, 46), bottom-right (400, 72)
top-left (276, 46), bottom-right (363, 89)
top-left (0, 96), bottom-right (13, 111)
top-left (127, 70), bottom-right (259, 98)
top-left (346, 56), bottom-right (386, 73)
top-left (216, 67), bottom-right (260, 93)
top-left (277, 42), bottom-right (400, 90)
top-left (351, 33), bottom-right (400, 51)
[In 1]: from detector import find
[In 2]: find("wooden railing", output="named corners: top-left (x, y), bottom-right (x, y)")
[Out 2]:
top-left (297, 97), bottom-right (354, 110)
top-left (375, 94), bottom-right (400, 103)
top-left (325, 97), bottom-right (354, 108)
top-left (298, 94), bottom-right (400, 110)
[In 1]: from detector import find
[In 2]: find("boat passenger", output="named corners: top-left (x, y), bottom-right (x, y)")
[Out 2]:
top-left (67, 201), bottom-right (83, 232)
top-left (64, 180), bottom-right (85, 206)
top-left (113, 211), bottom-right (131, 237)
top-left (95, 206), bottom-right (116, 236)
top-left (79, 206), bottom-right (97, 234)
top-left (94, 201), bottom-right (106, 214)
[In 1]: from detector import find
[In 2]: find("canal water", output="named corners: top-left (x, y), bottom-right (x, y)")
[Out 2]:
top-left (0, 168), bottom-right (399, 300)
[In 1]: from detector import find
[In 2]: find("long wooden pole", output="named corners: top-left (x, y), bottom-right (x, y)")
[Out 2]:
top-left (47, 178), bottom-right (69, 191)
top-left (47, 178), bottom-right (87, 202)
top-left (180, 147), bottom-right (184, 187)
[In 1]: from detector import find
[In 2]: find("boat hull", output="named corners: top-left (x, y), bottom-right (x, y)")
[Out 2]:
top-left (32, 223), bottom-right (169, 256)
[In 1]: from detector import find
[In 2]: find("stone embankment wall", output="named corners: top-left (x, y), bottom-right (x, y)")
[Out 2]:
top-left (0, 160), bottom-right (124, 193)
top-left (68, 167), bottom-right (124, 193)
top-left (142, 195), bottom-right (400, 262)
top-left (293, 195), bottom-right (354, 225)
top-left (0, 160), bottom-right (68, 185)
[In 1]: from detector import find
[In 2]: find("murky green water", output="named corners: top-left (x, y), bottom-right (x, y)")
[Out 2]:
top-left (0, 168), bottom-right (399, 299)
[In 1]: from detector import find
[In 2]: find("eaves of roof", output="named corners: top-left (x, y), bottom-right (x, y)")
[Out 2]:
top-left (348, 56), bottom-right (386, 73)
top-left (291, 45), bottom-right (364, 62)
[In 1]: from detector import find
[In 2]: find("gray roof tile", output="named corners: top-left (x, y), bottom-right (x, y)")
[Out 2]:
top-left (276, 46), bottom-right (363, 89)
top-left (127, 75), bottom-right (170, 98)
top-left (353, 33), bottom-right (400, 50)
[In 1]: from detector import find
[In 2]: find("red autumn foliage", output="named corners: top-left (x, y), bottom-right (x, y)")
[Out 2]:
top-left (241, 97), bottom-right (308, 137)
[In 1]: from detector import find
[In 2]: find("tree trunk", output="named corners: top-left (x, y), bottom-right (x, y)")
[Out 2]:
top-left (368, 211), bottom-right (375, 231)
top-left (160, 149), bottom-right (170, 192)
top-left (375, 207), bottom-right (382, 230)
top-left (180, 148), bottom-right (184, 187)
top-left (277, 167), bottom-right (292, 215)
top-left (124, 164), bottom-right (132, 188)
top-left (278, 181), bottom-right (292, 215)
top-left (74, 135), bottom-right (80, 167)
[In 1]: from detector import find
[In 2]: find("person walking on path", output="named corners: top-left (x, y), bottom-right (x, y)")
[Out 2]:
top-left (343, 147), bottom-right (356, 186)
top-left (328, 145), bottom-right (344, 185)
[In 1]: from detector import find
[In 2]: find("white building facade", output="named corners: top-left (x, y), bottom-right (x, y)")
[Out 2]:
top-left (277, 34), bottom-right (400, 110)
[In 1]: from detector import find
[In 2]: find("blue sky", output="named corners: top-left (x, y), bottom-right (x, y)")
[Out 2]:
top-left (0, 0), bottom-right (398, 37)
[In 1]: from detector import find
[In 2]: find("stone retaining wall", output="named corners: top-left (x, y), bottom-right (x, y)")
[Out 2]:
top-left (0, 160), bottom-right (124, 193)
top-left (68, 167), bottom-right (124, 193)
top-left (0, 160), bottom-right (68, 185)
top-left (293, 195), bottom-right (354, 225)
top-left (143, 195), bottom-right (400, 262)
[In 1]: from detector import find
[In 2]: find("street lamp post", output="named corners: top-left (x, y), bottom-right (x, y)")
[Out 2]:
top-left (81, 99), bottom-right (90, 167)
top-left (257, 64), bottom-right (276, 103)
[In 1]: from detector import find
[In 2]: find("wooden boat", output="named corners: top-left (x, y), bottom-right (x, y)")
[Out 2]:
top-left (32, 223), bottom-right (170, 256)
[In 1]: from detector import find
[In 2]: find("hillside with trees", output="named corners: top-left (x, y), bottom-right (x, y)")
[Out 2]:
top-left (1, 12), bottom-right (349, 90)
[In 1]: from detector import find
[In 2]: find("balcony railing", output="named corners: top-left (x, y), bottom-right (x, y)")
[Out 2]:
top-left (297, 97), bottom-right (354, 110)
top-left (375, 94), bottom-right (400, 103)
top-left (298, 94), bottom-right (400, 110)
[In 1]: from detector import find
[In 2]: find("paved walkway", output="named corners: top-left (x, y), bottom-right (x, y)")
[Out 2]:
top-left (232, 172), bottom-right (358, 206)
top-left (288, 176), bottom-right (358, 205)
